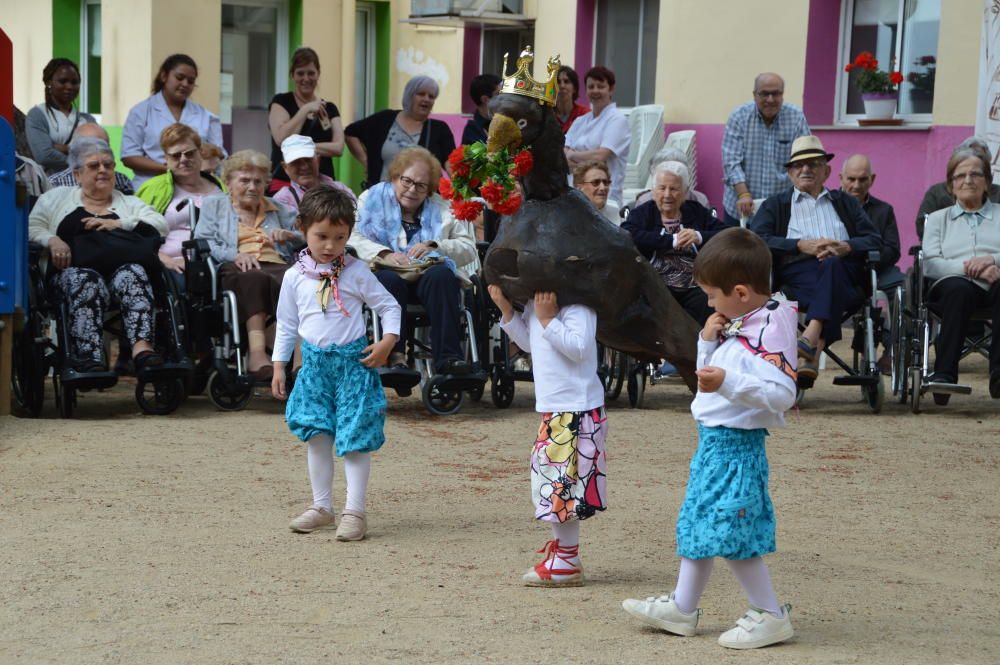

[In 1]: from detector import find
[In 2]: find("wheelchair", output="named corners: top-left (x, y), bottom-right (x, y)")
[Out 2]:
top-left (12, 241), bottom-right (192, 418)
top-left (370, 265), bottom-right (490, 417)
top-left (786, 251), bottom-right (887, 413)
top-left (892, 248), bottom-right (994, 413)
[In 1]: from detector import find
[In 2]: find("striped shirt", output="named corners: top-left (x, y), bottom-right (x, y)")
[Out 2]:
top-left (787, 188), bottom-right (849, 241)
top-left (721, 102), bottom-right (810, 219)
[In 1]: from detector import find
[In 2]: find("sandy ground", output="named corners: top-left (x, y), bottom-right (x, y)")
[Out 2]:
top-left (2, 350), bottom-right (999, 665)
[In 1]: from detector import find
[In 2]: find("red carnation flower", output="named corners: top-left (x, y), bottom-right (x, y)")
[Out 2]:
top-left (447, 146), bottom-right (466, 169)
top-left (889, 71), bottom-right (904, 85)
top-left (511, 150), bottom-right (534, 177)
top-left (453, 161), bottom-right (471, 178)
top-left (493, 193), bottom-right (522, 216)
top-left (451, 200), bottom-right (483, 221)
top-left (480, 179), bottom-right (505, 205)
top-left (438, 177), bottom-right (454, 200)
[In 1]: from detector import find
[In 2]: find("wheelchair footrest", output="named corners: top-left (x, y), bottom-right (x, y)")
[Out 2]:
top-left (832, 374), bottom-right (879, 387)
top-left (140, 361), bottom-right (193, 382)
top-left (62, 368), bottom-right (118, 390)
top-left (378, 367), bottom-right (422, 391)
top-left (434, 372), bottom-right (488, 392)
top-left (923, 381), bottom-right (972, 395)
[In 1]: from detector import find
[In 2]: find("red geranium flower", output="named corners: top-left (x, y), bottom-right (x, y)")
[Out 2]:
top-left (480, 179), bottom-right (504, 205)
top-left (451, 200), bottom-right (483, 221)
top-left (453, 161), bottom-right (471, 178)
top-left (511, 150), bottom-right (534, 177)
top-left (447, 146), bottom-right (466, 169)
top-left (889, 71), bottom-right (904, 85)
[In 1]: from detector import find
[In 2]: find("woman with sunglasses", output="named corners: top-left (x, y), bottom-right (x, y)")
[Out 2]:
top-left (573, 161), bottom-right (619, 224)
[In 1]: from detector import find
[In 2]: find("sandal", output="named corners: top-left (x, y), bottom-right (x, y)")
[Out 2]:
top-left (521, 539), bottom-right (584, 587)
top-left (796, 338), bottom-right (818, 360)
top-left (132, 350), bottom-right (164, 377)
top-left (249, 365), bottom-right (274, 383)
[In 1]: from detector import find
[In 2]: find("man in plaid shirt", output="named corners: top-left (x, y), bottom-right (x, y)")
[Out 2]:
top-left (48, 123), bottom-right (134, 194)
top-left (722, 73), bottom-right (809, 225)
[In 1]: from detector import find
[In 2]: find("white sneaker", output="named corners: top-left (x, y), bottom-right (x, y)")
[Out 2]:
top-left (621, 592), bottom-right (700, 636)
top-left (718, 605), bottom-right (794, 649)
top-left (289, 506), bottom-right (335, 533)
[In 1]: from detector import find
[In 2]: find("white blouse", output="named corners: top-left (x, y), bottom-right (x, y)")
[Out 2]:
top-left (499, 300), bottom-right (604, 413)
top-left (272, 254), bottom-right (402, 362)
top-left (564, 102), bottom-right (631, 207)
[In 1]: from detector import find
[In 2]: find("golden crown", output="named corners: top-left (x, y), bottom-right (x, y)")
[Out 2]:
top-left (500, 47), bottom-right (560, 106)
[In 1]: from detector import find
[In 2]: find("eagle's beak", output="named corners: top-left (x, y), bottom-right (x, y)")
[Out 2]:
top-left (486, 113), bottom-right (522, 154)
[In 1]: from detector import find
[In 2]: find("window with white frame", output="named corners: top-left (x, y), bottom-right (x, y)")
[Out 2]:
top-left (354, 2), bottom-right (377, 121)
top-left (594, 0), bottom-right (659, 108)
top-left (838, 0), bottom-right (940, 122)
top-left (80, 0), bottom-right (102, 114)
top-left (220, 1), bottom-right (289, 125)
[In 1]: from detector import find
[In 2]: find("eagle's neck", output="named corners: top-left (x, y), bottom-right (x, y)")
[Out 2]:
top-left (520, 110), bottom-right (570, 202)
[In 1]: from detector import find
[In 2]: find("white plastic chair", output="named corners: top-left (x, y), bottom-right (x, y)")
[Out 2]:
top-left (622, 105), bottom-right (665, 196)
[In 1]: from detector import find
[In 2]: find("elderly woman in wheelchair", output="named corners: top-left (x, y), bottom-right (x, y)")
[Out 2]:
top-left (350, 147), bottom-right (480, 377)
top-left (918, 147), bottom-right (1000, 404)
top-left (28, 137), bottom-right (168, 377)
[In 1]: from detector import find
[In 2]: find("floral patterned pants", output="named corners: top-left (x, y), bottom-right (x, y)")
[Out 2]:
top-left (531, 408), bottom-right (608, 523)
top-left (53, 264), bottom-right (155, 363)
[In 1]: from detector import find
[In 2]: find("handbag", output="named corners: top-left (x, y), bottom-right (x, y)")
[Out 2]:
top-left (370, 255), bottom-right (443, 282)
top-left (72, 221), bottom-right (164, 278)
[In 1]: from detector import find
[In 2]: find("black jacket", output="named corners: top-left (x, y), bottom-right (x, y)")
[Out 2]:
top-left (622, 199), bottom-right (731, 260)
top-left (345, 109), bottom-right (456, 189)
top-left (750, 188), bottom-right (882, 266)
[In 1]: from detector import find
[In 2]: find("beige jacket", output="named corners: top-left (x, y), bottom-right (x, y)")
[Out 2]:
top-left (28, 186), bottom-right (168, 246)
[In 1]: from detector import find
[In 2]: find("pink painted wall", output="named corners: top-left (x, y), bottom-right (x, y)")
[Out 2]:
top-left (574, 0), bottom-right (595, 74)
top-left (461, 27), bottom-right (482, 115)
top-left (664, 122), bottom-right (973, 267)
top-left (803, 0), bottom-right (841, 125)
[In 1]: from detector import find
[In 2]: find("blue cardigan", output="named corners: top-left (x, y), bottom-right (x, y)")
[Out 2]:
top-left (622, 199), bottom-right (731, 260)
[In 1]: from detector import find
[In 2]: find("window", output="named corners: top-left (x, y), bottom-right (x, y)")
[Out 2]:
top-left (594, 0), bottom-right (658, 108)
top-left (481, 26), bottom-right (534, 86)
top-left (355, 2), bottom-right (377, 120)
top-left (80, 0), bottom-right (102, 114)
top-left (838, 0), bottom-right (940, 122)
top-left (220, 1), bottom-right (288, 124)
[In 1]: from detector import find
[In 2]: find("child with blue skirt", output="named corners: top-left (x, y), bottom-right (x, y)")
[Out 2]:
top-left (622, 227), bottom-right (799, 649)
top-left (271, 186), bottom-right (401, 541)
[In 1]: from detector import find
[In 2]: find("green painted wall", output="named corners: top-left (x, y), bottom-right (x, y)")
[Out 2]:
top-left (51, 0), bottom-right (81, 63)
top-left (288, 0), bottom-right (302, 88)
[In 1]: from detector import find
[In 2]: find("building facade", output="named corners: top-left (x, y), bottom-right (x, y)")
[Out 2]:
top-left (5, 0), bottom-right (981, 257)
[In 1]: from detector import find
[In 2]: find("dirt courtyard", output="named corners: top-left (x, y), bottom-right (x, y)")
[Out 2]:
top-left (2, 355), bottom-right (999, 665)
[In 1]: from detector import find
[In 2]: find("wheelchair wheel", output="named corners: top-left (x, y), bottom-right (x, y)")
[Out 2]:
top-left (909, 366), bottom-right (923, 414)
top-left (627, 362), bottom-right (646, 408)
top-left (490, 366), bottom-right (515, 409)
top-left (467, 383), bottom-right (485, 402)
top-left (207, 369), bottom-right (253, 412)
top-left (422, 376), bottom-right (465, 416)
top-left (603, 348), bottom-right (626, 401)
top-left (862, 374), bottom-right (884, 413)
top-left (11, 314), bottom-right (48, 417)
top-left (890, 288), bottom-right (909, 403)
top-left (136, 379), bottom-right (184, 415)
top-left (53, 373), bottom-right (75, 419)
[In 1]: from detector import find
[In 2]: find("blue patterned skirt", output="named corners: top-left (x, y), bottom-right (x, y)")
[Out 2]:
top-left (285, 337), bottom-right (387, 456)
top-left (675, 424), bottom-right (775, 560)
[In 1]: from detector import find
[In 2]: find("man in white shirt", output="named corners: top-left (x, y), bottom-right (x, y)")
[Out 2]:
top-left (564, 66), bottom-right (631, 207)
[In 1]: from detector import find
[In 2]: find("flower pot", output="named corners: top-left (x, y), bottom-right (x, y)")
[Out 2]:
top-left (861, 93), bottom-right (897, 120)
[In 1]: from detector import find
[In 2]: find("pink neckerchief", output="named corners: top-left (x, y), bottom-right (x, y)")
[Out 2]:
top-left (719, 298), bottom-right (798, 383)
top-left (295, 249), bottom-right (348, 316)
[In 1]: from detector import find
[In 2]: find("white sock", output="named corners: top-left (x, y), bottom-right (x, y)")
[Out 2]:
top-left (306, 435), bottom-right (334, 510)
top-left (673, 557), bottom-right (714, 614)
top-left (726, 557), bottom-right (782, 616)
top-left (343, 452), bottom-right (371, 513)
top-left (548, 521), bottom-right (580, 571)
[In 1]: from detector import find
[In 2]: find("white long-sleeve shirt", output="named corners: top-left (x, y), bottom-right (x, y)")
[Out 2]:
top-left (499, 300), bottom-right (604, 413)
top-left (690, 301), bottom-right (798, 429)
top-left (272, 254), bottom-right (401, 362)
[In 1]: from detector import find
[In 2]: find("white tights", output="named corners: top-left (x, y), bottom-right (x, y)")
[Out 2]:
top-left (673, 556), bottom-right (781, 616)
top-left (306, 435), bottom-right (371, 513)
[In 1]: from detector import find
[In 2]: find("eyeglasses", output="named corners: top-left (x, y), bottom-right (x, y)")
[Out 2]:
top-left (581, 178), bottom-right (611, 187)
top-left (951, 171), bottom-right (987, 182)
top-left (165, 148), bottom-right (198, 161)
top-left (398, 175), bottom-right (430, 193)
top-left (81, 160), bottom-right (115, 172)
top-left (755, 89), bottom-right (784, 99)
top-left (789, 158), bottom-right (826, 171)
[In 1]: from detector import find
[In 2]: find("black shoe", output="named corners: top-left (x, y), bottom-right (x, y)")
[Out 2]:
top-left (114, 356), bottom-right (134, 376)
top-left (438, 359), bottom-right (472, 375)
top-left (990, 372), bottom-right (1000, 399)
top-left (927, 372), bottom-right (955, 406)
top-left (72, 358), bottom-right (108, 374)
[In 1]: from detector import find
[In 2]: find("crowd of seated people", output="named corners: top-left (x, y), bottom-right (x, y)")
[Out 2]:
top-left (15, 49), bottom-right (1000, 410)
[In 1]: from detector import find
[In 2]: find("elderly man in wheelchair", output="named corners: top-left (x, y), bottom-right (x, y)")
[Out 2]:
top-left (750, 136), bottom-right (883, 396)
top-left (909, 147), bottom-right (1000, 407)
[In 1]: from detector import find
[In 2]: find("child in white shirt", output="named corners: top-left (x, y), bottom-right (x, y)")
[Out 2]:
top-left (271, 186), bottom-right (401, 541)
top-left (622, 227), bottom-right (799, 649)
top-left (489, 286), bottom-right (607, 587)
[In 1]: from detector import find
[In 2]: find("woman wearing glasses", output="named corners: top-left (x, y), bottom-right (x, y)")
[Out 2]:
top-left (573, 161), bottom-right (619, 224)
top-left (121, 54), bottom-right (224, 186)
top-left (349, 147), bottom-right (478, 374)
top-left (136, 123), bottom-right (225, 283)
top-left (922, 148), bottom-right (1000, 400)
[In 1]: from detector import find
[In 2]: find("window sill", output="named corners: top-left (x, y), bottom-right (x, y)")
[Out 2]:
top-left (812, 123), bottom-right (932, 132)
